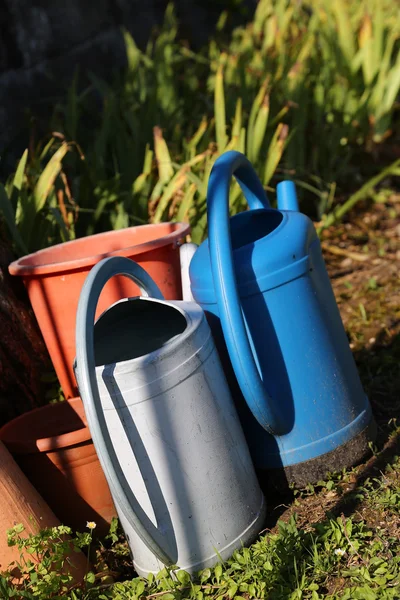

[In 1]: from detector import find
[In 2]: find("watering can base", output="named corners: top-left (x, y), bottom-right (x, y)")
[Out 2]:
top-left (131, 494), bottom-right (267, 577)
top-left (258, 417), bottom-right (377, 491)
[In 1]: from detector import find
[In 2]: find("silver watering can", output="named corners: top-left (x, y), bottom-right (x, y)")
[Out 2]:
top-left (74, 256), bottom-right (266, 576)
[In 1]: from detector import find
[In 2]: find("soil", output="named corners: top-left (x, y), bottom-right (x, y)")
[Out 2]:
top-left (263, 190), bottom-right (400, 532)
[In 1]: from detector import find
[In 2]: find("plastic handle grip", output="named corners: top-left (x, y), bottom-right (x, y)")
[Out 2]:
top-left (74, 256), bottom-right (174, 566)
top-left (207, 151), bottom-right (288, 435)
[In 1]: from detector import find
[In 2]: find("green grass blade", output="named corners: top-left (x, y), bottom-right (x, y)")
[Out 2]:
top-left (187, 118), bottom-right (208, 153)
top-left (10, 149), bottom-right (28, 212)
top-left (251, 94), bottom-right (270, 164)
top-left (48, 207), bottom-right (71, 243)
top-left (122, 28), bottom-right (141, 72)
top-left (215, 62), bottom-right (228, 152)
top-left (359, 13), bottom-right (374, 85)
top-left (39, 138), bottom-right (55, 161)
top-left (153, 168), bottom-right (187, 223)
top-left (321, 158), bottom-right (400, 229)
top-left (232, 99), bottom-right (242, 140)
top-left (132, 145), bottom-right (153, 196)
top-left (0, 184), bottom-right (28, 254)
top-left (176, 183), bottom-right (196, 222)
top-left (247, 80), bottom-right (269, 157)
top-left (372, 28), bottom-right (398, 100)
top-left (34, 143), bottom-right (70, 213)
top-left (153, 127), bottom-right (174, 184)
top-left (12, 149), bottom-right (28, 193)
top-left (239, 127), bottom-right (246, 154)
top-left (372, 0), bottom-right (384, 70)
top-left (331, 0), bottom-right (356, 64)
top-left (381, 52), bottom-right (400, 114)
top-left (263, 123), bottom-right (289, 186)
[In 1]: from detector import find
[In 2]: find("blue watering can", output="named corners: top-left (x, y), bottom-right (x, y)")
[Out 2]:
top-left (189, 151), bottom-right (376, 487)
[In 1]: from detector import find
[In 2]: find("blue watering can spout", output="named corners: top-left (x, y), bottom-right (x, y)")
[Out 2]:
top-left (276, 181), bottom-right (299, 211)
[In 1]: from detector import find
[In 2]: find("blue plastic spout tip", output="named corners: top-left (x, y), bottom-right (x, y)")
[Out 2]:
top-left (276, 181), bottom-right (299, 212)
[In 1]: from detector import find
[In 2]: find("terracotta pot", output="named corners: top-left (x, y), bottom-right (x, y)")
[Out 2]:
top-left (0, 397), bottom-right (116, 537)
top-left (0, 440), bottom-right (88, 583)
top-left (8, 222), bottom-right (190, 398)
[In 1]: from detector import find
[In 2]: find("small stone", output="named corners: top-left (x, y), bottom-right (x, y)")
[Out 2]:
top-left (341, 258), bottom-right (353, 268)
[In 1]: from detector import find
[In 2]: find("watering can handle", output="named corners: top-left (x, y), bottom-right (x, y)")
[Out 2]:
top-left (207, 151), bottom-right (288, 435)
top-left (75, 256), bottom-right (174, 566)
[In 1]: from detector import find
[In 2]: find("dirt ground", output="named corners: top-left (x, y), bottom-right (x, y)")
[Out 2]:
top-left (263, 191), bottom-right (400, 536)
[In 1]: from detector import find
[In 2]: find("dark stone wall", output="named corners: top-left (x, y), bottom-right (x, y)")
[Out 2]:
top-left (0, 0), bottom-right (256, 161)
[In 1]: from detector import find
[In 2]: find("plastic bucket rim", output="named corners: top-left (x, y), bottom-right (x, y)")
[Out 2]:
top-left (0, 397), bottom-right (91, 455)
top-left (9, 222), bottom-right (191, 278)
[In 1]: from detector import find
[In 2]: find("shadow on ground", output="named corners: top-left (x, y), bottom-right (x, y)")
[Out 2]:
top-left (261, 329), bottom-right (400, 531)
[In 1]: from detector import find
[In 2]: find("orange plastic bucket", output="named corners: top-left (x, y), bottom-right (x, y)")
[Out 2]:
top-left (0, 397), bottom-right (116, 537)
top-left (9, 223), bottom-right (190, 398)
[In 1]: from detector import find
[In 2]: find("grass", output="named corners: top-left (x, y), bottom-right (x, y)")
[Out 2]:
top-left (2, 439), bottom-right (400, 599)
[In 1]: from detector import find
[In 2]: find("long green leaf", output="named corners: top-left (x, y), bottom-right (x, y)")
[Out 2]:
top-left (215, 63), bottom-right (228, 152)
top-left (232, 99), bottom-right (242, 140)
top-left (34, 143), bottom-right (70, 213)
top-left (248, 80), bottom-right (269, 148)
top-left (381, 52), bottom-right (400, 114)
top-left (153, 168), bottom-right (187, 223)
top-left (321, 158), bottom-right (400, 229)
top-left (359, 13), bottom-right (374, 85)
top-left (176, 183), bottom-right (196, 223)
top-left (123, 28), bottom-right (141, 72)
top-left (370, 28), bottom-right (398, 112)
top-left (250, 94), bottom-right (270, 164)
top-left (0, 184), bottom-right (28, 254)
top-left (12, 149), bottom-right (28, 193)
top-left (264, 123), bottom-right (289, 186)
top-left (331, 0), bottom-right (356, 64)
top-left (153, 127), bottom-right (173, 184)
top-left (39, 137), bottom-right (55, 161)
top-left (10, 149), bottom-right (28, 212)
top-left (187, 118), bottom-right (208, 153)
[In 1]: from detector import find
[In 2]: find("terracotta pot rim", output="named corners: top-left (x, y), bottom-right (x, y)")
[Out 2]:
top-left (0, 397), bottom-right (91, 455)
top-left (9, 222), bottom-right (190, 277)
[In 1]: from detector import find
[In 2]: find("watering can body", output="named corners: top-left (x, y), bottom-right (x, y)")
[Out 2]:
top-left (74, 256), bottom-right (265, 576)
top-left (189, 151), bottom-right (375, 486)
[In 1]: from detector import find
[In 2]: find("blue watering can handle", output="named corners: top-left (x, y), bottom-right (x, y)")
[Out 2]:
top-left (75, 256), bottom-right (174, 566)
top-left (208, 151), bottom-right (288, 435)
